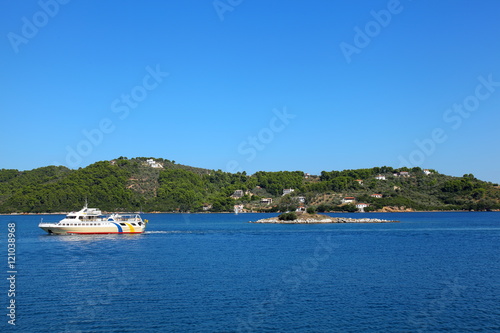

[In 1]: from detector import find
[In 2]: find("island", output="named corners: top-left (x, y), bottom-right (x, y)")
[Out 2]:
top-left (252, 212), bottom-right (398, 224)
top-left (1, 157), bottom-right (499, 214)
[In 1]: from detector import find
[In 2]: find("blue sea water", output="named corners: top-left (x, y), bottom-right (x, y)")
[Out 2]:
top-left (1, 212), bottom-right (500, 332)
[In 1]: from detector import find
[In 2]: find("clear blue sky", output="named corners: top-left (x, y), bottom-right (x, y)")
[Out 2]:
top-left (1, 0), bottom-right (499, 183)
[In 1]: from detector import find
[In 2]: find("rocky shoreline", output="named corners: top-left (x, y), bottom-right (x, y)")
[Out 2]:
top-left (252, 214), bottom-right (398, 224)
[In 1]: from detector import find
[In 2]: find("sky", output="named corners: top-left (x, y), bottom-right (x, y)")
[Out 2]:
top-left (1, 0), bottom-right (499, 183)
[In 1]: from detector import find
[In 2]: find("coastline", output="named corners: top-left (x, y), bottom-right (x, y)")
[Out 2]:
top-left (1, 209), bottom-right (499, 216)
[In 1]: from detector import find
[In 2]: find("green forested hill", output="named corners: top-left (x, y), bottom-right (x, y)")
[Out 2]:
top-left (0, 158), bottom-right (499, 213)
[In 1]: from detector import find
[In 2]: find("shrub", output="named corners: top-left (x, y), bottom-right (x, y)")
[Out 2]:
top-left (278, 212), bottom-right (297, 221)
top-left (316, 204), bottom-right (331, 212)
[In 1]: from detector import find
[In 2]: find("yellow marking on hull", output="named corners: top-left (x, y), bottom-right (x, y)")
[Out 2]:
top-left (125, 223), bottom-right (135, 233)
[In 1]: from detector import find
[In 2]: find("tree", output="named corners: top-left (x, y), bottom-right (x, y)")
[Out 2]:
top-left (278, 212), bottom-right (297, 221)
top-left (342, 204), bottom-right (357, 212)
top-left (316, 203), bottom-right (331, 212)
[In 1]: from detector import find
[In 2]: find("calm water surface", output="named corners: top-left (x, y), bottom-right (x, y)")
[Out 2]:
top-left (1, 212), bottom-right (499, 332)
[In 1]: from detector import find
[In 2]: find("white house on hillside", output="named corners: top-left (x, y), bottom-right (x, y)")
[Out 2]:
top-left (375, 174), bottom-right (386, 180)
top-left (231, 190), bottom-right (244, 199)
top-left (341, 197), bottom-right (355, 204)
top-left (356, 203), bottom-right (370, 212)
top-left (283, 188), bottom-right (295, 196)
top-left (261, 198), bottom-right (273, 205)
top-left (146, 159), bottom-right (163, 168)
top-left (234, 204), bottom-right (244, 213)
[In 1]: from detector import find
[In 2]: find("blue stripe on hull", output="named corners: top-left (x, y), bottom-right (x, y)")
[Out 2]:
top-left (111, 222), bottom-right (123, 232)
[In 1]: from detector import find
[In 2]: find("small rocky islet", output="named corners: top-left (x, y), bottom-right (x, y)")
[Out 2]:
top-left (252, 213), bottom-right (398, 224)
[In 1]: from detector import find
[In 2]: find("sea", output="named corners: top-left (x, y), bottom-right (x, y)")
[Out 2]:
top-left (1, 212), bottom-right (499, 332)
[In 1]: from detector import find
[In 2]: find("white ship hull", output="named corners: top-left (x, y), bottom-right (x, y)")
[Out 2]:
top-left (38, 203), bottom-right (148, 235)
top-left (39, 221), bottom-right (146, 235)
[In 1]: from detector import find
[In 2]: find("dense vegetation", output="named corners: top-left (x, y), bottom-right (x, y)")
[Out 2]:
top-left (0, 158), bottom-right (499, 213)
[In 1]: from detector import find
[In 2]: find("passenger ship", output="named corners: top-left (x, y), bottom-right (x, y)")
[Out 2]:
top-left (38, 203), bottom-right (148, 235)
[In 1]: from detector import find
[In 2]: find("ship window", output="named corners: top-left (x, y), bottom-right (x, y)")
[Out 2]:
top-left (120, 223), bottom-right (126, 226)
top-left (131, 223), bottom-right (136, 226)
